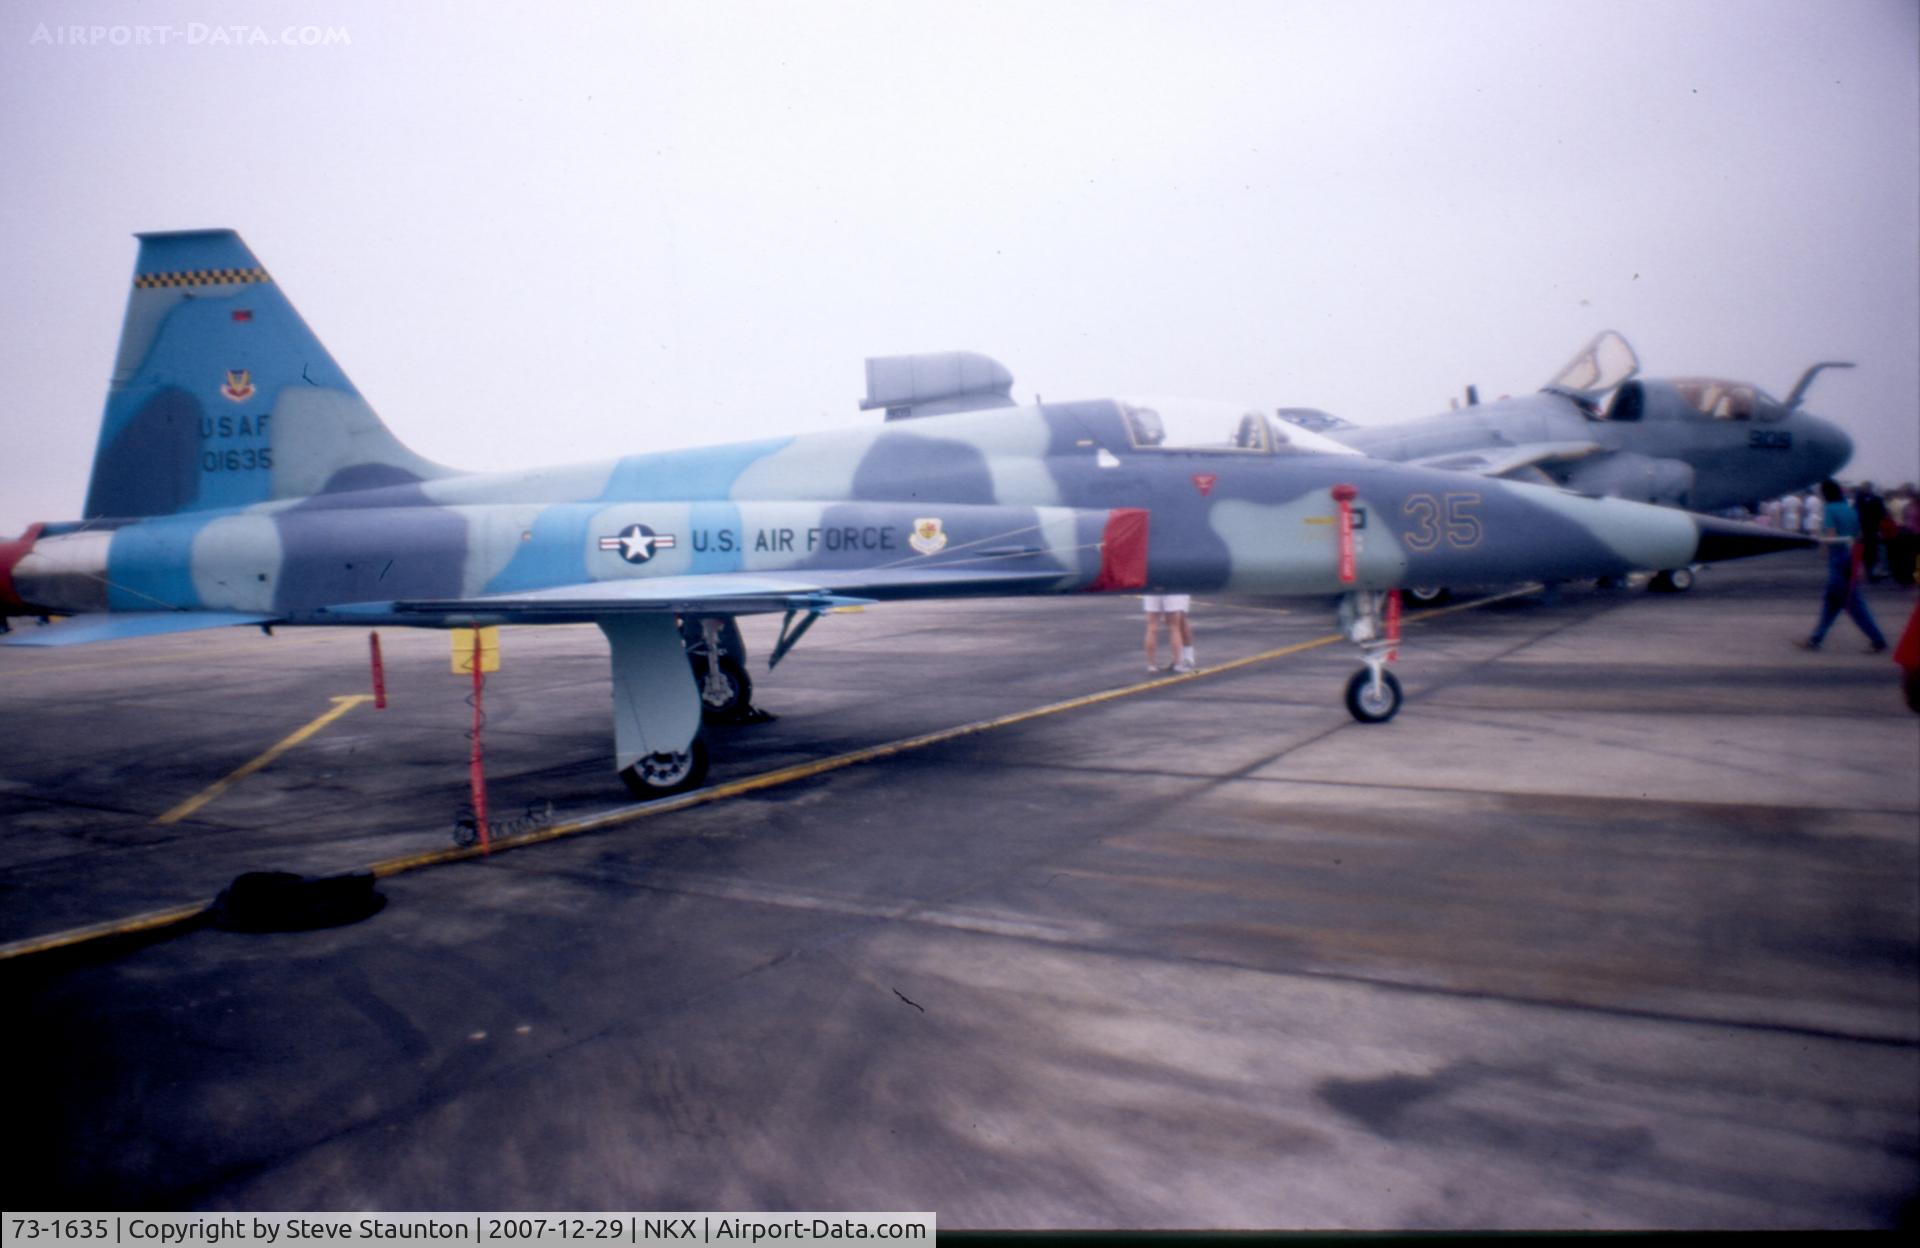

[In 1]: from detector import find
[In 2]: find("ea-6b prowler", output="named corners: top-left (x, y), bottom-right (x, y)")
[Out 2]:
top-left (1282, 331), bottom-right (1854, 591)
top-left (0, 231), bottom-right (1808, 796)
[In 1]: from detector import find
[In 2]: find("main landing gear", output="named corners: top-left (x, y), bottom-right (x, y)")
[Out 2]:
top-left (685, 617), bottom-right (756, 723)
top-left (601, 616), bottom-right (711, 799)
top-left (603, 614), bottom-right (782, 800)
top-left (623, 737), bottom-right (709, 796)
top-left (1338, 590), bottom-right (1403, 724)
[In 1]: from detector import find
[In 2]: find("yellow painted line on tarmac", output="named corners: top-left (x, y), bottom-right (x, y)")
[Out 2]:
top-left (1, 587), bottom-right (1535, 962)
top-left (0, 902), bottom-right (214, 961)
top-left (363, 584), bottom-right (1537, 879)
top-left (364, 630), bottom-right (1354, 879)
top-left (154, 695), bottom-right (374, 825)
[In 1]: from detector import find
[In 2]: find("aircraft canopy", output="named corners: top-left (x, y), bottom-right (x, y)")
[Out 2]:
top-left (1547, 330), bottom-right (1640, 396)
top-left (1118, 397), bottom-right (1362, 458)
top-left (1598, 378), bottom-right (1785, 423)
top-left (1667, 379), bottom-right (1777, 421)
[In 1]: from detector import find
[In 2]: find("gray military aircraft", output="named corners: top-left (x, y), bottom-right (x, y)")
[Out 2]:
top-left (1283, 331), bottom-right (1854, 590)
top-left (1, 232), bottom-right (1809, 796)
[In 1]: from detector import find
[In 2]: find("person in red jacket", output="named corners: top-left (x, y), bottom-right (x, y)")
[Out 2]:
top-left (1895, 601), bottom-right (1920, 714)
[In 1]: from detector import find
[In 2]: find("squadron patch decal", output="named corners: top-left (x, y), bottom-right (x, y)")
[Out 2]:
top-left (221, 369), bottom-right (256, 402)
top-left (599, 524), bottom-right (677, 564)
top-left (909, 517), bottom-right (947, 555)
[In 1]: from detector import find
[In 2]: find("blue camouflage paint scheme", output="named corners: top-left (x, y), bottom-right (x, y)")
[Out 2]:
top-left (106, 513), bottom-right (208, 611)
top-left (85, 387), bottom-right (204, 519)
top-left (599, 441), bottom-right (793, 503)
top-left (30, 222), bottom-right (1733, 620)
top-left (850, 434), bottom-right (997, 504)
top-left (3, 230), bottom-right (1812, 789)
top-left (485, 505), bottom-right (594, 594)
top-left (87, 229), bottom-right (442, 523)
top-left (272, 497), bottom-right (469, 615)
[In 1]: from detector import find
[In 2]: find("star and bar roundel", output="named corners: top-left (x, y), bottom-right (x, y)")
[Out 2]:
top-left (598, 524), bottom-right (677, 564)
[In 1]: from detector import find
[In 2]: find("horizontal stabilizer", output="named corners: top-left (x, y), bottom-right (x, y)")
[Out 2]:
top-left (2, 611), bottom-right (275, 647)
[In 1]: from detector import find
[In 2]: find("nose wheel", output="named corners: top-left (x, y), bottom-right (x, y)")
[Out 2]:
top-left (1338, 589), bottom-right (1404, 724)
top-left (1345, 667), bottom-right (1403, 722)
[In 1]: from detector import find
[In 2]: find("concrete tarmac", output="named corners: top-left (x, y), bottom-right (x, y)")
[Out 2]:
top-left (2, 552), bottom-right (1915, 1227)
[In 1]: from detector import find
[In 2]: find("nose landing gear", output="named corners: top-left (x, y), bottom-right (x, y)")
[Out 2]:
top-left (1345, 666), bottom-right (1403, 723)
top-left (1338, 589), bottom-right (1404, 723)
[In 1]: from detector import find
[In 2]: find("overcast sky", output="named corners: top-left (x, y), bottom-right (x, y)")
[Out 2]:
top-left (2, 0), bottom-right (1915, 535)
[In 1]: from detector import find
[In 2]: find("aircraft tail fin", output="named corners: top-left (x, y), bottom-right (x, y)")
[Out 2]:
top-left (83, 229), bottom-right (452, 520)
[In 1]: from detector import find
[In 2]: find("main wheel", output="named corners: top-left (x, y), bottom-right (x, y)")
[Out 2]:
top-left (1406, 585), bottom-right (1450, 606)
top-left (1344, 668), bottom-right (1403, 723)
top-left (690, 653), bottom-right (754, 722)
top-left (619, 735), bottom-right (710, 798)
top-left (1649, 567), bottom-right (1695, 593)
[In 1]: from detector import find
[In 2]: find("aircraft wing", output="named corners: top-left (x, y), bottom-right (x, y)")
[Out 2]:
top-left (359, 564), bottom-right (1079, 624)
top-left (3, 611), bottom-right (278, 647)
top-left (1, 566), bottom-right (1075, 647)
top-left (1407, 440), bottom-right (1606, 478)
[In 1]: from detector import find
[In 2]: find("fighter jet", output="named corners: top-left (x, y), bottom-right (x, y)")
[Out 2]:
top-left (1, 232), bottom-right (1809, 796)
top-left (1283, 331), bottom-right (1854, 591)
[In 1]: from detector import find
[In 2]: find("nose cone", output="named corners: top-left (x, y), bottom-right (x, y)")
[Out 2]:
top-left (1693, 513), bottom-right (1815, 563)
top-left (1801, 413), bottom-right (1854, 479)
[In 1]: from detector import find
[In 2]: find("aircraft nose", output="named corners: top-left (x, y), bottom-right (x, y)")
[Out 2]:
top-left (1693, 513), bottom-right (1815, 563)
top-left (1804, 415), bottom-right (1854, 477)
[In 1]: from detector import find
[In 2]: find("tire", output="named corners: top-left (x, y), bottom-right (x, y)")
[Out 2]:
top-left (690, 653), bottom-right (754, 722)
top-left (619, 735), bottom-right (710, 798)
top-left (1649, 567), bottom-right (1695, 593)
top-left (1406, 585), bottom-right (1450, 606)
top-left (1344, 668), bottom-right (1403, 723)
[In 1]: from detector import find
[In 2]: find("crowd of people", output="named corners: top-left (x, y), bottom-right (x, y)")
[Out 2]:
top-left (1749, 480), bottom-right (1920, 586)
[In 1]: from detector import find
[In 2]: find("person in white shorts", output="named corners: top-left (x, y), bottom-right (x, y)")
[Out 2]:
top-left (1143, 593), bottom-right (1195, 672)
